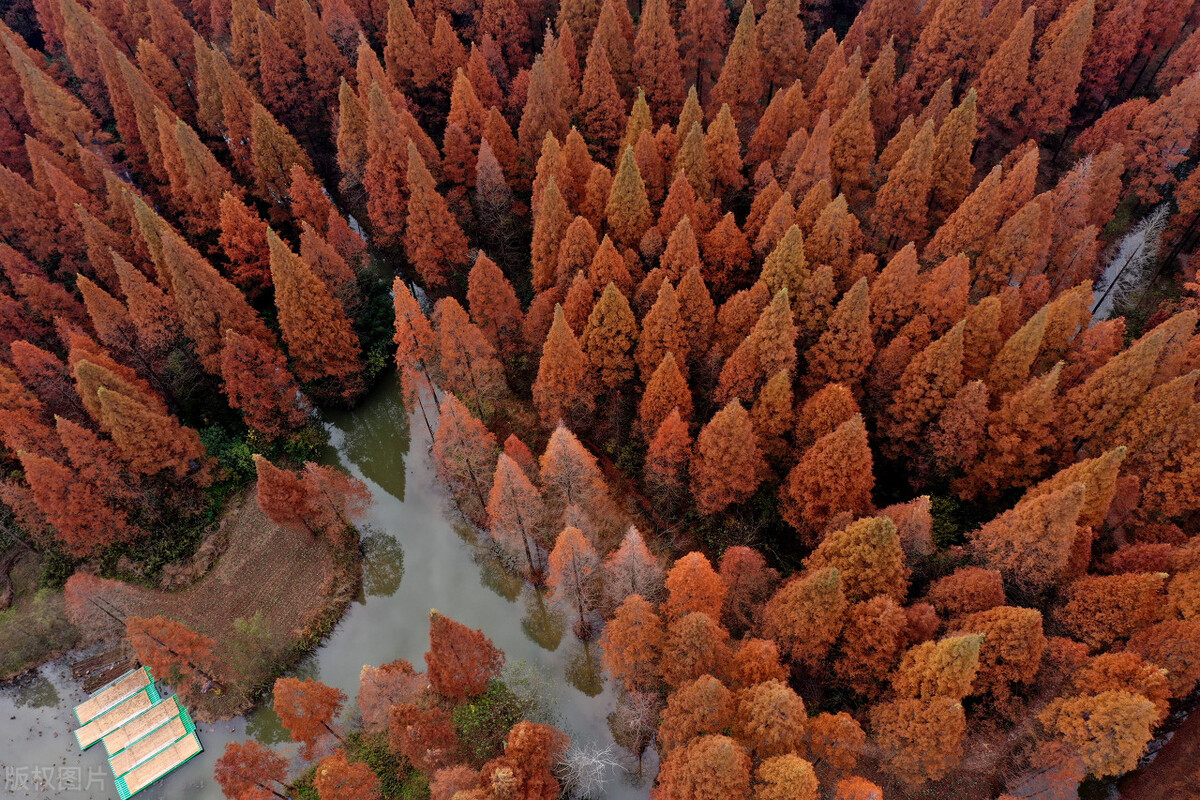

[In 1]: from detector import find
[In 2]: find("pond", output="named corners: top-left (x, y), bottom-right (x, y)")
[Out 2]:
top-left (0, 371), bottom-right (657, 799)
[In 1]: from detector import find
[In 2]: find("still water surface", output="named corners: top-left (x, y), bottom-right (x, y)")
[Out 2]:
top-left (0, 371), bottom-right (655, 799)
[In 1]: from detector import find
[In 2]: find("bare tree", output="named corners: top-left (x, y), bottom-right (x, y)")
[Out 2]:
top-left (1093, 205), bottom-right (1168, 317)
top-left (474, 139), bottom-right (521, 268)
top-left (607, 690), bottom-right (662, 774)
top-left (555, 740), bottom-right (623, 799)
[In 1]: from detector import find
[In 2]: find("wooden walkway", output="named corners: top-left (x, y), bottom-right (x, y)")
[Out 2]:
top-left (114, 734), bottom-right (203, 800)
top-left (70, 667), bottom-right (203, 797)
top-left (71, 646), bottom-right (129, 679)
top-left (83, 658), bottom-right (141, 693)
top-left (73, 668), bottom-right (150, 726)
top-left (101, 696), bottom-right (182, 756)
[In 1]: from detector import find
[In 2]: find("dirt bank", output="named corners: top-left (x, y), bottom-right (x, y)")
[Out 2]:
top-left (1119, 708), bottom-right (1200, 800)
top-left (75, 488), bottom-right (358, 720)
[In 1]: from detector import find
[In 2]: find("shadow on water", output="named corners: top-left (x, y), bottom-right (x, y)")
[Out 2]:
top-left (245, 704), bottom-right (290, 746)
top-left (321, 369), bottom-right (411, 502)
top-left (522, 588), bottom-right (568, 652)
top-left (360, 531), bottom-right (404, 601)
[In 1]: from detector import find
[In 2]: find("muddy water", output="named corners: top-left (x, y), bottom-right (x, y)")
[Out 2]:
top-left (0, 371), bottom-right (656, 799)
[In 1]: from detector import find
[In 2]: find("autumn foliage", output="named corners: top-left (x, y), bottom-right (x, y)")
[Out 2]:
top-left (425, 610), bottom-right (504, 700)
top-left (3, 0), bottom-right (1200, 796)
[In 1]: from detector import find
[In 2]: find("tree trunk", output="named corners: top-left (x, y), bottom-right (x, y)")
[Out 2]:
top-left (322, 720), bottom-right (348, 745)
top-left (414, 391), bottom-right (436, 442)
top-left (0, 551), bottom-right (19, 612)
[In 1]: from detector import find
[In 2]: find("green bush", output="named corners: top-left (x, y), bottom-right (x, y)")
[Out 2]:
top-left (289, 764), bottom-right (320, 800)
top-left (99, 520), bottom-right (208, 581)
top-left (452, 679), bottom-right (529, 765)
top-left (347, 731), bottom-right (418, 798)
top-left (930, 494), bottom-right (966, 549)
top-left (614, 441), bottom-right (643, 479)
top-left (38, 550), bottom-right (76, 590)
top-left (199, 424), bottom-right (256, 487)
top-left (355, 274), bottom-right (399, 388)
top-left (398, 771), bottom-right (431, 800)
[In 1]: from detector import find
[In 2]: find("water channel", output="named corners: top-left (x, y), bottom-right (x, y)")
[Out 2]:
top-left (0, 370), bottom-right (656, 799)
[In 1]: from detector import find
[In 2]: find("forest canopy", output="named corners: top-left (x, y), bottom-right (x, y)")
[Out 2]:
top-left (3, 0), bottom-right (1200, 797)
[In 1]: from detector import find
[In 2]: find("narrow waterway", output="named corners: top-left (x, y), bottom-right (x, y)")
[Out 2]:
top-left (0, 371), bottom-right (655, 799)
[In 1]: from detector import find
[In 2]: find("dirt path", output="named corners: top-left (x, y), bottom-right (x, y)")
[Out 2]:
top-left (1119, 710), bottom-right (1200, 800)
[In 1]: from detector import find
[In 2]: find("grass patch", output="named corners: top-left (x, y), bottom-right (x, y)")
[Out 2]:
top-left (77, 491), bottom-right (360, 721)
top-left (0, 552), bottom-right (79, 679)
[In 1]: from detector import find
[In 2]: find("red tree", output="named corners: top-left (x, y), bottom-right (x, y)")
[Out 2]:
top-left (358, 658), bottom-right (426, 735)
top-left (781, 414), bottom-right (874, 540)
top-left (432, 392), bottom-right (498, 525)
top-left (665, 551), bottom-right (727, 621)
top-left (532, 305), bottom-right (593, 427)
top-left (466, 253), bottom-right (524, 361)
top-left (600, 594), bottom-right (664, 691)
top-left (274, 677), bottom-right (347, 759)
top-left (220, 329), bottom-right (309, 438)
top-left (711, 4), bottom-right (763, 125)
top-left (215, 741), bottom-right (291, 799)
top-left (127, 615), bottom-right (216, 695)
top-left (313, 749), bottom-right (380, 800)
top-left (632, 0), bottom-right (683, 120)
top-left (405, 141), bottom-right (469, 288)
top-left (657, 735), bottom-right (752, 799)
top-left (434, 297), bottom-right (509, 416)
top-left (96, 386), bottom-right (211, 485)
top-left (425, 610), bottom-right (504, 700)
top-left (268, 230), bottom-right (363, 400)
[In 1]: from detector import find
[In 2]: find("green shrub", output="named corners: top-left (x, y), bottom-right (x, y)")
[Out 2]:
top-left (930, 494), bottom-right (966, 549)
top-left (398, 771), bottom-right (431, 800)
top-left (347, 731), bottom-right (417, 798)
top-left (199, 424), bottom-right (256, 486)
top-left (289, 764), bottom-right (320, 800)
top-left (38, 550), bottom-right (76, 590)
top-left (452, 679), bottom-right (529, 765)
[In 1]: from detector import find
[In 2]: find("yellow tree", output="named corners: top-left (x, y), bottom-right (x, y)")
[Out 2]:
top-left (762, 567), bottom-right (847, 668)
top-left (804, 516), bottom-right (909, 602)
top-left (605, 146), bottom-right (652, 250)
